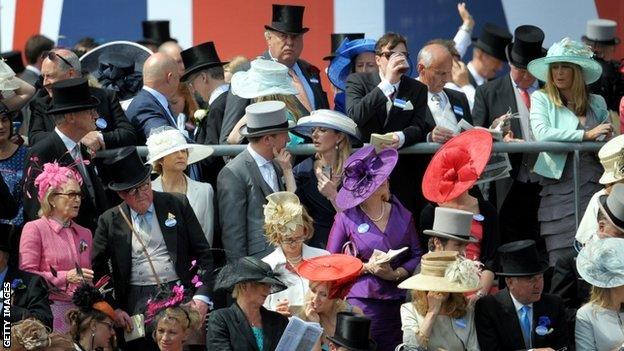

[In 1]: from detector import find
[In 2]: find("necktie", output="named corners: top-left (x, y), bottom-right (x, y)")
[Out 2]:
top-left (71, 145), bottom-right (95, 202)
top-left (264, 163), bottom-right (279, 192)
top-left (519, 305), bottom-right (532, 348)
top-left (288, 69), bottom-right (312, 112)
top-left (431, 93), bottom-right (445, 110)
top-left (137, 213), bottom-right (152, 245)
top-left (519, 88), bottom-right (531, 109)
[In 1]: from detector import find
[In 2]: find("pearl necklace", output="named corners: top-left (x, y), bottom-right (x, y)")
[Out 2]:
top-left (360, 203), bottom-right (386, 222)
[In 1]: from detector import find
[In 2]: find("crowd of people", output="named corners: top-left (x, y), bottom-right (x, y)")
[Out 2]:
top-left (3, 2), bottom-right (624, 351)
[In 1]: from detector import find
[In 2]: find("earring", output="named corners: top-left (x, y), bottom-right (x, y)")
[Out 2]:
top-left (335, 143), bottom-right (339, 150)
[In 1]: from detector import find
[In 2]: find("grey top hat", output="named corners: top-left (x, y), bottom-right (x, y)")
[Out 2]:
top-left (239, 100), bottom-right (295, 138)
top-left (599, 183), bottom-right (624, 232)
top-left (423, 207), bottom-right (478, 243)
top-left (582, 19), bottom-right (620, 46)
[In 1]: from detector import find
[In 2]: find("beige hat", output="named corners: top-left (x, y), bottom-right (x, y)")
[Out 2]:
top-left (0, 59), bottom-right (20, 91)
top-left (145, 127), bottom-right (214, 169)
top-left (598, 134), bottom-right (624, 185)
top-left (398, 251), bottom-right (481, 293)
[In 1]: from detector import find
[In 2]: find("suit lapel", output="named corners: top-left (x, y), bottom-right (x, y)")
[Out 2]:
top-left (153, 193), bottom-right (178, 263)
top-left (261, 307), bottom-right (281, 350)
top-left (532, 297), bottom-right (548, 348)
top-left (244, 151), bottom-right (274, 198)
top-left (272, 161), bottom-right (285, 191)
top-left (502, 76), bottom-right (523, 137)
top-left (114, 204), bottom-right (133, 275)
top-left (233, 303), bottom-right (260, 351)
top-left (143, 90), bottom-right (177, 128)
top-left (499, 289), bottom-right (528, 349)
top-left (444, 89), bottom-right (466, 122)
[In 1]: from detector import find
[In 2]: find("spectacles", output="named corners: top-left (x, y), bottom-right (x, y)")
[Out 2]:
top-left (376, 51), bottom-right (410, 60)
top-left (97, 321), bottom-right (115, 331)
top-left (53, 191), bottom-right (83, 200)
top-left (42, 51), bottom-right (74, 70)
top-left (282, 236), bottom-right (306, 245)
top-left (125, 181), bottom-right (150, 197)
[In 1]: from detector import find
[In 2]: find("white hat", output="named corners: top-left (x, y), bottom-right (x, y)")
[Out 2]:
top-left (598, 134), bottom-right (624, 184)
top-left (577, 237), bottom-right (624, 288)
top-left (293, 109), bottom-right (361, 143)
top-left (423, 207), bottom-right (478, 243)
top-left (230, 58), bottom-right (297, 99)
top-left (145, 127), bottom-right (213, 169)
top-left (0, 59), bottom-right (20, 91)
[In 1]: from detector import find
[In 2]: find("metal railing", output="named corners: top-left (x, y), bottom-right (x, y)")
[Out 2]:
top-left (100, 141), bottom-right (605, 229)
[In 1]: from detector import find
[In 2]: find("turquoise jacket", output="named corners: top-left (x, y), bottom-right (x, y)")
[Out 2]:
top-left (530, 90), bottom-right (608, 180)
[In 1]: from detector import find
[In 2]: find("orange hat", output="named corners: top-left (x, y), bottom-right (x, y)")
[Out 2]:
top-left (297, 254), bottom-right (362, 299)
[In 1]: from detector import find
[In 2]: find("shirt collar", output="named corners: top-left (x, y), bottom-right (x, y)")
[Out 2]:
top-left (510, 291), bottom-right (533, 312)
top-left (54, 127), bottom-right (78, 153)
top-left (509, 73), bottom-right (539, 91)
top-left (0, 267), bottom-right (8, 285)
top-left (130, 204), bottom-right (155, 222)
top-left (143, 86), bottom-right (170, 111)
top-left (45, 216), bottom-right (76, 234)
top-left (25, 65), bottom-right (41, 75)
top-left (467, 61), bottom-right (486, 86)
top-left (247, 144), bottom-right (272, 168)
top-left (209, 84), bottom-right (229, 105)
top-left (379, 71), bottom-right (400, 90)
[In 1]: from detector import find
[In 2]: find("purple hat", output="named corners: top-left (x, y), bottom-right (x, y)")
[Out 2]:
top-left (336, 146), bottom-right (398, 210)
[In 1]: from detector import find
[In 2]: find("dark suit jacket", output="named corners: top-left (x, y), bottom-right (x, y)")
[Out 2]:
top-left (91, 191), bottom-right (215, 311)
top-left (220, 52), bottom-right (329, 144)
top-left (23, 132), bottom-right (109, 232)
top-left (424, 87), bottom-right (473, 131)
top-left (195, 90), bottom-right (226, 186)
top-left (216, 149), bottom-right (285, 262)
top-left (28, 87), bottom-right (137, 147)
top-left (126, 88), bottom-right (178, 145)
top-left (5, 267), bottom-right (53, 328)
top-left (475, 288), bottom-right (570, 351)
top-left (206, 302), bottom-right (288, 351)
top-left (0, 174), bottom-right (18, 220)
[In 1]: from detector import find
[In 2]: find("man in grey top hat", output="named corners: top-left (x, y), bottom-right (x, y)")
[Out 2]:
top-left (582, 18), bottom-right (624, 112)
top-left (217, 101), bottom-right (294, 262)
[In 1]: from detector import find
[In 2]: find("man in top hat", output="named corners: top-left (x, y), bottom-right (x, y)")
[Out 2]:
top-left (181, 41), bottom-right (228, 186)
top-left (217, 101), bottom-right (293, 262)
top-left (345, 31), bottom-right (429, 221)
top-left (92, 146), bottom-right (214, 347)
top-left (0, 223), bottom-right (53, 328)
top-left (327, 312), bottom-right (376, 351)
top-left (475, 240), bottom-right (570, 351)
top-left (449, 23), bottom-right (511, 108)
top-left (416, 42), bottom-right (473, 143)
top-left (126, 52), bottom-right (182, 144)
top-left (582, 19), bottom-right (624, 112)
top-left (220, 3), bottom-right (329, 144)
top-left (28, 48), bottom-right (137, 148)
top-left (472, 25), bottom-right (547, 254)
top-left (138, 20), bottom-right (175, 53)
top-left (23, 77), bottom-right (110, 232)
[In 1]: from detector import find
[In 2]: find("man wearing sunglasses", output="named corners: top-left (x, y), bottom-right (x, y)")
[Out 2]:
top-left (345, 32), bottom-right (429, 221)
top-left (28, 48), bottom-right (136, 150)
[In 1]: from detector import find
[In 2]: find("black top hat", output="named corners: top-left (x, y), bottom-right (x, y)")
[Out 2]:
top-left (474, 23), bottom-right (513, 62)
top-left (180, 41), bottom-right (228, 81)
top-left (47, 77), bottom-right (100, 115)
top-left (214, 256), bottom-right (287, 294)
top-left (0, 223), bottom-right (13, 252)
top-left (103, 146), bottom-right (152, 192)
top-left (264, 4), bottom-right (309, 35)
top-left (323, 33), bottom-right (365, 60)
top-left (141, 20), bottom-right (175, 47)
top-left (505, 25), bottom-right (547, 69)
top-left (326, 312), bottom-right (377, 351)
top-left (497, 240), bottom-right (549, 277)
top-left (0, 51), bottom-right (25, 74)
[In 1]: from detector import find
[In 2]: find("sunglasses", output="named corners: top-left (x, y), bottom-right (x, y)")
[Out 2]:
top-left (42, 51), bottom-right (74, 69)
top-left (376, 51), bottom-right (410, 60)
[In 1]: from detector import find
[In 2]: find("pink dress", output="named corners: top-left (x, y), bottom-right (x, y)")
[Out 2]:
top-left (19, 217), bottom-right (92, 333)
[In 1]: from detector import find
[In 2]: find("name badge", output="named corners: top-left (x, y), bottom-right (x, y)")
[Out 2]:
top-left (454, 318), bottom-right (467, 328)
top-left (96, 118), bottom-right (108, 129)
top-left (165, 218), bottom-right (177, 227)
top-left (473, 214), bottom-right (484, 222)
top-left (357, 223), bottom-right (370, 234)
top-left (452, 105), bottom-right (464, 116)
top-left (393, 98), bottom-right (407, 109)
top-left (309, 77), bottom-right (319, 84)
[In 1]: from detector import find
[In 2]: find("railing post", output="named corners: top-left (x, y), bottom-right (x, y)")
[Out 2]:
top-left (573, 150), bottom-right (581, 230)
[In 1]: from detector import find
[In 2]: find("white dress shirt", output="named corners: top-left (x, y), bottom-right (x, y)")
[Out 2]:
top-left (376, 72), bottom-right (406, 147)
top-left (247, 144), bottom-right (279, 192)
top-left (209, 84), bottom-right (230, 105)
top-left (510, 293), bottom-right (534, 348)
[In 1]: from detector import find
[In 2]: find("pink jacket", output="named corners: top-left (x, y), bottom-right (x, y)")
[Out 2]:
top-left (19, 217), bottom-right (92, 302)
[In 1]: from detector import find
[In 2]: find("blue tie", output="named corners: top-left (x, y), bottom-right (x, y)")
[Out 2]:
top-left (520, 305), bottom-right (532, 348)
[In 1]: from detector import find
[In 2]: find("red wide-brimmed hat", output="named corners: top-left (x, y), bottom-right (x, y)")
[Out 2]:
top-left (422, 129), bottom-right (493, 203)
top-left (297, 254), bottom-right (363, 299)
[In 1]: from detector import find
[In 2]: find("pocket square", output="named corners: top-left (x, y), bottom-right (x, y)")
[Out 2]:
top-left (404, 100), bottom-right (414, 111)
top-left (453, 105), bottom-right (464, 116)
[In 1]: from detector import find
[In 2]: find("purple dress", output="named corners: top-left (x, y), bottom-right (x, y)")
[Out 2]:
top-left (327, 196), bottom-right (422, 351)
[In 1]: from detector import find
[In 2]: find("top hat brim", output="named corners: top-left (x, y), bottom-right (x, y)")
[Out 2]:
top-left (80, 41), bottom-right (153, 76)
top-left (598, 194), bottom-right (624, 233)
top-left (495, 262), bottom-right (549, 277)
top-left (505, 43), bottom-right (547, 69)
top-left (264, 24), bottom-right (309, 35)
top-left (473, 40), bottom-right (508, 62)
top-left (47, 96), bottom-right (100, 115)
top-left (108, 163), bottom-right (152, 192)
top-left (239, 120), bottom-right (296, 138)
top-left (422, 229), bottom-right (479, 243)
top-left (181, 61), bottom-right (229, 81)
top-left (582, 35), bottom-right (620, 46)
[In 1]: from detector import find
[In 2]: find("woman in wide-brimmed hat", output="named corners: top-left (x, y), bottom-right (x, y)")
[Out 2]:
top-left (292, 109), bottom-right (361, 248)
top-left (296, 254), bottom-right (365, 351)
top-left (398, 251), bottom-right (481, 351)
top-left (326, 145), bottom-right (422, 351)
top-left (66, 283), bottom-right (117, 351)
top-left (420, 129), bottom-right (500, 301)
top-left (261, 191), bottom-right (329, 315)
top-left (575, 237), bottom-right (624, 350)
top-left (528, 37), bottom-right (612, 266)
top-left (145, 127), bottom-right (215, 245)
top-left (207, 256), bottom-right (289, 350)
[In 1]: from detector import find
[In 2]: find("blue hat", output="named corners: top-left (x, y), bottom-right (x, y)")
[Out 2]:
top-left (527, 37), bottom-right (603, 84)
top-left (293, 109), bottom-right (361, 144)
top-left (328, 38), bottom-right (376, 91)
top-left (577, 237), bottom-right (624, 288)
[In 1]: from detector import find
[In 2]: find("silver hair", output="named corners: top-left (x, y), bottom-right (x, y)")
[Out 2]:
top-left (417, 47), bottom-right (434, 68)
top-left (53, 49), bottom-right (81, 72)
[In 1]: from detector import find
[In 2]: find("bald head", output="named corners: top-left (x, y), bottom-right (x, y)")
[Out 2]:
top-left (158, 41), bottom-right (184, 75)
top-left (143, 53), bottom-right (181, 98)
top-left (417, 43), bottom-right (453, 93)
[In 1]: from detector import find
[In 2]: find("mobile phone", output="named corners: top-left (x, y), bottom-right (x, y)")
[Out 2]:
top-left (322, 165), bottom-right (332, 179)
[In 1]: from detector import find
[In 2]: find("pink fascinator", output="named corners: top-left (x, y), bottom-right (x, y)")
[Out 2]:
top-left (33, 162), bottom-right (83, 201)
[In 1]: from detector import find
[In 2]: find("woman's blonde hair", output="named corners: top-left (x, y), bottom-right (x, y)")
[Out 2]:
top-left (315, 131), bottom-right (352, 179)
top-left (410, 290), bottom-right (468, 319)
top-left (588, 285), bottom-right (613, 309)
top-left (544, 62), bottom-right (589, 116)
top-left (264, 205), bottom-right (314, 246)
top-left (38, 186), bottom-right (56, 218)
top-left (152, 305), bottom-right (202, 333)
top-left (256, 94), bottom-right (303, 121)
top-left (298, 281), bottom-right (352, 321)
